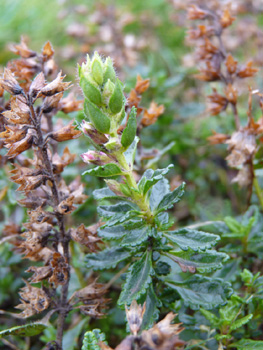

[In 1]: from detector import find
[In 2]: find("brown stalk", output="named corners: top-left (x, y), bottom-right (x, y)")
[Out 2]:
top-left (28, 100), bottom-right (70, 348)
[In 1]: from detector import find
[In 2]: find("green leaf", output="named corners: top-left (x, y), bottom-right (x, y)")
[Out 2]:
top-left (121, 225), bottom-right (152, 247)
top-left (80, 78), bottom-right (102, 106)
top-left (106, 209), bottom-right (140, 227)
top-left (98, 202), bottom-right (137, 218)
top-left (155, 182), bottom-right (185, 213)
top-left (230, 339), bottom-right (263, 349)
top-left (124, 136), bottom-right (139, 169)
top-left (165, 275), bottom-right (232, 309)
top-left (141, 284), bottom-right (161, 330)
top-left (166, 250), bottom-right (228, 273)
top-left (200, 309), bottom-right (220, 328)
top-left (62, 318), bottom-right (87, 350)
top-left (164, 229), bottom-right (220, 252)
top-left (213, 260), bottom-right (241, 282)
top-left (0, 323), bottom-right (47, 338)
top-left (229, 314), bottom-right (253, 332)
top-left (109, 79), bottom-right (124, 114)
top-left (84, 99), bottom-right (110, 133)
top-left (83, 163), bottom-right (123, 177)
top-left (121, 106), bottom-right (137, 148)
top-left (103, 58), bottom-right (116, 83)
top-left (86, 247), bottom-right (132, 270)
top-left (138, 165), bottom-right (174, 196)
top-left (98, 219), bottom-right (144, 240)
top-left (91, 58), bottom-right (104, 86)
top-left (155, 261), bottom-right (171, 276)
top-left (93, 187), bottom-right (122, 200)
top-left (224, 216), bottom-right (242, 232)
top-left (118, 250), bottom-right (153, 305)
top-left (149, 178), bottom-right (170, 211)
top-left (219, 298), bottom-right (240, 323)
top-left (81, 329), bottom-right (107, 350)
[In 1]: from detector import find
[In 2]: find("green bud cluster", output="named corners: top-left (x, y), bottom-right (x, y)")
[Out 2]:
top-left (79, 52), bottom-right (137, 149)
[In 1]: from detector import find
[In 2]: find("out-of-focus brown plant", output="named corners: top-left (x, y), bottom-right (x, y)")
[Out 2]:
top-left (0, 39), bottom-right (108, 349)
top-left (120, 74), bottom-right (165, 169)
top-left (186, 1), bottom-right (263, 207)
top-left (57, 2), bottom-right (158, 73)
top-left (99, 300), bottom-right (185, 350)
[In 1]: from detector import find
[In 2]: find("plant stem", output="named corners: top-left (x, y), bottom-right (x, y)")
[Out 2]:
top-left (253, 177), bottom-right (263, 211)
top-left (115, 151), bottom-right (153, 223)
top-left (29, 102), bottom-right (70, 349)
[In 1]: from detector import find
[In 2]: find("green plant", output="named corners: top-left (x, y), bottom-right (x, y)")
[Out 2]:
top-left (78, 53), bottom-right (232, 329)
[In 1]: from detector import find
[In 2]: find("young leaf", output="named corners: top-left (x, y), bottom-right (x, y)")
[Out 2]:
top-left (165, 275), bottom-right (232, 309)
top-left (121, 106), bottom-right (137, 148)
top-left (0, 323), bottom-right (47, 338)
top-left (163, 229), bottom-right (220, 252)
top-left (109, 79), bottom-right (124, 114)
top-left (155, 182), bottom-right (185, 214)
top-left (149, 178), bottom-right (170, 211)
top-left (86, 247), bottom-right (132, 270)
top-left (200, 309), bottom-right (220, 328)
top-left (83, 163), bottom-right (123, 177)
top-left (118, 250), bottom-right (153, 305)
top-left (124, 136), bottom-right (139, 169)
top-left (81, 329), bottom-right (107, 350)
top-left (80, 79), bottom-right (102, 106)
top-left (138, 165), bottom-right (174, 196)
top-left (84, 99), bottom-right (110, 133)
top-left (229, 314), bottom-right (253, 332)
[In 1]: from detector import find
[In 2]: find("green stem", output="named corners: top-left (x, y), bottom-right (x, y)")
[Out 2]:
top-left (115, 151), bottom-right (153, 223)
top-left (253, 177), bottom-right (263, 211)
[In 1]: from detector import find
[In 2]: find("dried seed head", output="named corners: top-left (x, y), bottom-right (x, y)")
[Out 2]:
top-left (125, 300), bottom-right (146, 335)
top-left (0, 68), bottom-right (24, 95)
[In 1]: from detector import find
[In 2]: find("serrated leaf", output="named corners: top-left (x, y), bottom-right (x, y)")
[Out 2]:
top-left (229, 314), bottom-right (253, 332)
top-left (149, 178), bottom-right (170, 211)
top-left (98, 219), bottom-right (144, 240)
top-left (0, 323), bottom-right (47, 338)
top-left (141, 284), bottom-right (161, 330)
top-left (121, 225), bottom-right (152, 247)
top-left (155, 182), bottom-right (185, 213)
top-left (81, 329), bottom-right (107, 350)
top-left (200, 309), bottom-right (220, 328)
top-left (164, 229), bottom-right (220, 252)
top-left (106, 209), bottom-right (141, 227)
top-left (166, 250), bottom-right (228, 273)
top-left (138, 165), bottom-right (174, 196)
top-left (230, 339), bottom-right (263, 349)
top-left (165, 275), bottom-right (232, 310)
top-left (98, 202), bottom-right (137, 218)
top-left (86, 247), bottom-right (132, 270)
top-left (83, 163), bottom-right (123, 177)
top-left (118, 250), bottom-right (153, 305)
top-left (219, 299), bottom-right (240, 323)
